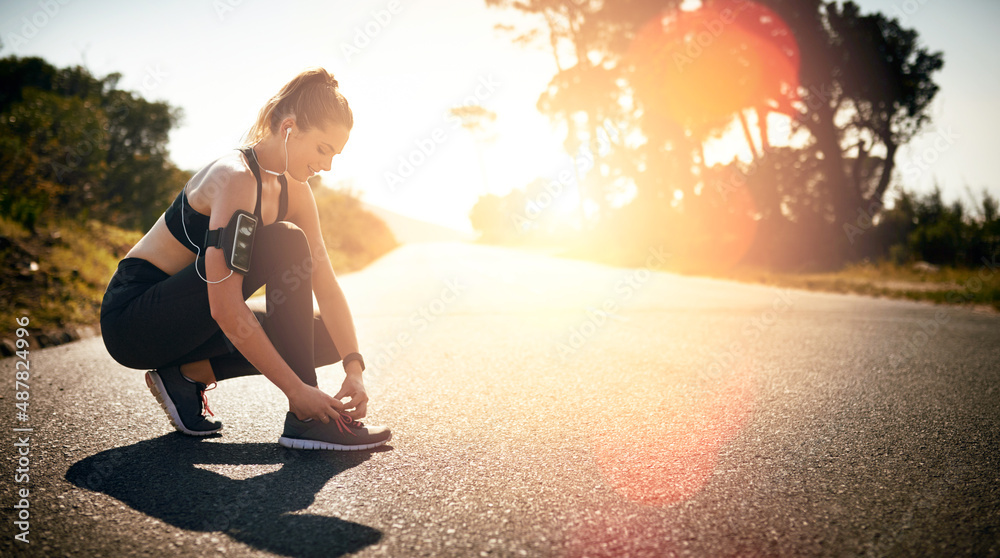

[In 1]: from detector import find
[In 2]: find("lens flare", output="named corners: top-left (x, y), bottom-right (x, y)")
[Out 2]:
top-left (590, 362), bottom-right (755, 507)
top-left (627, 0), bottom-right (800, 134)
top-left (669, 178), bottom-right (759, 272)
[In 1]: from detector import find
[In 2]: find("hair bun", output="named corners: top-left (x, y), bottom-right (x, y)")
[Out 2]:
top-left (313, 68), bottom-right (338, 89)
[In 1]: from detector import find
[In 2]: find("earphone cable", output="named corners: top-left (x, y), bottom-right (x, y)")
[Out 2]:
top-left (251, 127), bottom-right (290, 177)
top-left (181, 187), bottom-right (233, 284)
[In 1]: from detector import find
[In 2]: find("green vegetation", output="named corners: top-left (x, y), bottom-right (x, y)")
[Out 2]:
top-left (713, 262), bottom-right (1000, 312)
top-left (859, 187), bottom-right (1000, 269)
top-left (310, 178), bottom-right (398, 273)
top-left (0, 55), bottom-right (187, 232)
top-left (0, 215), bottom-right (141, 334)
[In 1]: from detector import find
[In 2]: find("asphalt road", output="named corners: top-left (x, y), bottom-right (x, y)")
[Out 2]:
top-left (2, 242), bottom-right (998, 557)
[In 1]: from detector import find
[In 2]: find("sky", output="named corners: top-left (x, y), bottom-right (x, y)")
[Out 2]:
top-left (2, 0), bottom-right (998, 232)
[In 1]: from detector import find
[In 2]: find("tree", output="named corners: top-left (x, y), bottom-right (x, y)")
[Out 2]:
top-left (489, 0), bottom-right (675, 224)
top-left (770, 1), bottom-right (943, 250)
top-left (0, 88), bottom-right (108, 229)
top-left (484, 0), bottom-right (944, 269)
top-left (0, 56), bottom-right (185, 231)
top-left (99, 85), bottom-right (183, 229)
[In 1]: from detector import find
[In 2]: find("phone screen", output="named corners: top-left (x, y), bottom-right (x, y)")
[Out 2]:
top-left (230, 213), bottom-right (257, 273)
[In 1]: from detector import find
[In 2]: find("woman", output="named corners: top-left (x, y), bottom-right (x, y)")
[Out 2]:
top-left (100, 68), bottom-right (390, 451)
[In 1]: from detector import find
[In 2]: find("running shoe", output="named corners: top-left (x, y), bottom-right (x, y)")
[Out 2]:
top-left (279, 412), bottom-right (391, 450)
top-left (145, 366), bottom-right (222, 436)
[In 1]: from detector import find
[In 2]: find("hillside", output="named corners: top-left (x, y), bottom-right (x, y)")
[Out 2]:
top-left (361, 203), bottom-right (475, 244)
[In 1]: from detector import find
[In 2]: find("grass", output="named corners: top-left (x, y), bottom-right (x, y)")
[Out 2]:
top-left (713, 260), bottom-right (1000, 312)
top-left (0, 216), bottom-right (142, 335)
top-left (551, 232), bottom-right (999, 312)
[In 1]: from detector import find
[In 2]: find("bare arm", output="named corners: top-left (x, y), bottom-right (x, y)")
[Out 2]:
top-left (286, 180), bottom-right (369, 418)
top-left (202, 166), bottom-right (344, 422)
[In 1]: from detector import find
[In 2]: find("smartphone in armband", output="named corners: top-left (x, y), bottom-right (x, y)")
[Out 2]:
top-left (204, 210), bottom-right (258, 274)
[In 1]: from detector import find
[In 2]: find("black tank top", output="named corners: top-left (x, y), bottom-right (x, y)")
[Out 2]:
top-left (164, 147), bottom-right (288, 253)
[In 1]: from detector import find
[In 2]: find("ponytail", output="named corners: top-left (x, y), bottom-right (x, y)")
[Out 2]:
top-left (243, 67), bottom-right (353, 146)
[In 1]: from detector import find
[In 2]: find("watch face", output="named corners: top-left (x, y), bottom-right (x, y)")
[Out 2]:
top-left (231, 213), bottom-right (257, 273)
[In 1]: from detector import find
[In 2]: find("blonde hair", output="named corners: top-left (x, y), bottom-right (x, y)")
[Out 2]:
top-left (243, 67), bottom-right (353, 146)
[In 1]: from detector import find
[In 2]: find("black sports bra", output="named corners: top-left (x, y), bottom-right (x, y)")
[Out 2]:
top-left (164, 147), bottom-right (288, 253)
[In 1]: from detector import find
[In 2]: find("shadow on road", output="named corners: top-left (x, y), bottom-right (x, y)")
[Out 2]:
top-left (66, 434), bottom-right (389, 557)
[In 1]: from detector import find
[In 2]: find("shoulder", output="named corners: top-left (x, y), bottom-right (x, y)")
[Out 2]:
top-left (188, 151), bottom-right (259, 210)
top-left (200, 151), bottom-right (258, 193)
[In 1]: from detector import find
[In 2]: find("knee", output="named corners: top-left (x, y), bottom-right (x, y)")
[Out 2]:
top-left (267, 220), bottom-right (307, 241)
top-left (259, 221), bottom-right (311, 260)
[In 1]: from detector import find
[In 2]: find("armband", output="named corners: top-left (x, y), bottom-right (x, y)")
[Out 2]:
top-left (204, 210), bottom-right (258, 275)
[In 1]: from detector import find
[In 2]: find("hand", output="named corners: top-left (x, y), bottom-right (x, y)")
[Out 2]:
top-left (288, 384), bottom-right (346, 423)
top-left (334, 374), bottom-right (369, 420)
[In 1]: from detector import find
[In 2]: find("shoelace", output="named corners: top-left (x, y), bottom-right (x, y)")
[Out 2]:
top-left (333, 413), bottom-right (362, 436)
top-left (196, 382), bottom-right (216, 417)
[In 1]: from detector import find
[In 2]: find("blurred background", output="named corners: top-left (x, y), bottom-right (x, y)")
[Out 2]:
top-left (1, 0), bottom-right (999, 337)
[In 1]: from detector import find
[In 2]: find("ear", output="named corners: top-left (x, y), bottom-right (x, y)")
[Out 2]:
top-left (277, 116), bottom-right (297, 138)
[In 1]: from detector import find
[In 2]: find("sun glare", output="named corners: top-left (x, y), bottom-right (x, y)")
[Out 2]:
top-left (627, 0), bottom-right (800, 135)
top-left (702, 110), bottom-right (796, 167)
top-left (590, 361), bottom-right (756, 507)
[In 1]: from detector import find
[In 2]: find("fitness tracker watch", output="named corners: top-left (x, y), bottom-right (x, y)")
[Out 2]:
top-left (343, 352), bottom-right (365, 372)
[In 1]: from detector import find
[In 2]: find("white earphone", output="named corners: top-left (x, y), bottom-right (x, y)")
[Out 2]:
top-left (181, 190), bottom-right (233, 284)
top-left (184, 125), bottom-right (291, 283)
top-left (252, 126), bottom-right (290, 177)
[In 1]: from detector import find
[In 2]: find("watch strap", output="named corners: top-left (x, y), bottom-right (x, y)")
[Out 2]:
top-left (343, 352), bottom-right (365, 372)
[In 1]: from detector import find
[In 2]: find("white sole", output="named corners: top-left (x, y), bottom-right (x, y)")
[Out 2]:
top-left (278, 432), bottom-right (391, 451)
top-left (145, 371), bottom-right (221, 437)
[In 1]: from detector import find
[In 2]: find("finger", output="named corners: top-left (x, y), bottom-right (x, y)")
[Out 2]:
top-left (346, 400), bottom-right (368, 420)
top-left (328, 399), bottom-right (346, 415)
top-left (337, 397), bottom-right (357, 411)
top-left (333, 386), bottom-right (349, 400)
top-left (340, 391), bottom-right (367, 411)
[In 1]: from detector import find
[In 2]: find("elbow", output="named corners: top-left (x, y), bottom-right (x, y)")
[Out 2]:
top-left (208, 293), bottom-right (243, 334)
top-left (209, 302), bottom-right (228, 329)
top-left (210, 303), bottom-right (256, 347)
top-left (206, 275), bottom-right (254, 341)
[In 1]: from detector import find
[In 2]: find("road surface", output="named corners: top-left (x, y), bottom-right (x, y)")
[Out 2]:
top-left (2, 242), bottom-right (998, 557)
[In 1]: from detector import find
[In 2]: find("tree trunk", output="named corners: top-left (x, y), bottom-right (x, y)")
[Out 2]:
top-left (757, 107), bottom-right (771, 153)
top-left (738, 110), bottom-right (761, 162)
top-left (870, 141), bottom-right (897, 206)
top-left (810, 102), bottom-right (859, 221)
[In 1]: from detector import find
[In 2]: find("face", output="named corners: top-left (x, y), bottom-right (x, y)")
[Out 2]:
top-left (285, 122), bottom-right (350, 183)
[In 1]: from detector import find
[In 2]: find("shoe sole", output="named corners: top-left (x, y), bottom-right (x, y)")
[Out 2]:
top-left (145, 371), bottom-right (221, 437)
top-left (277, 432), bottom-right (391, 451)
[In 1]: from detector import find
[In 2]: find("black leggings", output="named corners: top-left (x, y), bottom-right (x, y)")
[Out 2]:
top-left (100, 222), bottom-right (339, 386)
